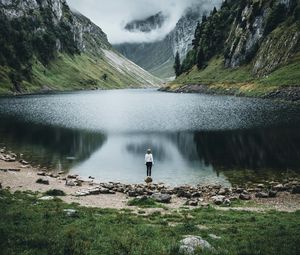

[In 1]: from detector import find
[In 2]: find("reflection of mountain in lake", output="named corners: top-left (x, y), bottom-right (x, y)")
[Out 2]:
top-left (0, 117), bottom-right (106, 170)
top-left (173, 129), bottom-right (300, 171)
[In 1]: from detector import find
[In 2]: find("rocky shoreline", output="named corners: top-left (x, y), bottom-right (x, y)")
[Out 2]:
top-left (159, 84), bottom-right (300, 102)
top-left (1, 148), bottom-right (300, 212)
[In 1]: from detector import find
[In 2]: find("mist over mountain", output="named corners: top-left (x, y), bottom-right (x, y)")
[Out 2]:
top-left (114, 1), bottom-right (222, 78)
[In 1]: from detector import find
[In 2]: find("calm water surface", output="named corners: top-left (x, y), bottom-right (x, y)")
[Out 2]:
top-left (0, 89), bottom-right (300, 186)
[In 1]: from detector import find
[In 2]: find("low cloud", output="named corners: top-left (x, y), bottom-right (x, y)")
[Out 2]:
top-left (67, 0), bottom-right (222, 44)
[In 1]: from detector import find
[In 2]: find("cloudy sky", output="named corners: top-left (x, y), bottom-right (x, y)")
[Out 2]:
top-left (67, 0), bottom-right (221, 44)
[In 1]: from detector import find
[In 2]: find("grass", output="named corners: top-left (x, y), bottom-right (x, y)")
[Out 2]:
top-left (0, 189), bottom-right (300, 255)
top-left (44, 189), bottom-right (66, 196)
top-left (0, 51), bottom-right (156, 95)
top-left (127, 197), bottom-right (167, 209)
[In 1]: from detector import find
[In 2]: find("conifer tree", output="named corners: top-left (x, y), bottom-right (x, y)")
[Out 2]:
top-left (174, 51), bottom-right (181, 77)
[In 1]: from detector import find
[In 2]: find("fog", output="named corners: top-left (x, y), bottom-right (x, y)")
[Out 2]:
top-left (67, 0), bottom-right (222, 44)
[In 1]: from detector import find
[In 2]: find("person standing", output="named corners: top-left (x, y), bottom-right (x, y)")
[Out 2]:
top-left (145, 149), bottom-right (154, 176)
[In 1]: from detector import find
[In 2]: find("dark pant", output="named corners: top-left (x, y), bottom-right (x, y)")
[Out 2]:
top-left (146, 162), bottom-right (152, 176)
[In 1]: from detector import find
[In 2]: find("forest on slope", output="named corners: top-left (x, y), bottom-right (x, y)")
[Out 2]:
top-left (166, 0), bottom-right (300, 99)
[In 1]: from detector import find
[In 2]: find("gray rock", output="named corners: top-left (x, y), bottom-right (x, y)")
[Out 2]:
top-left (127, 191), bottom-right (137, 197)
top-left (239, 193), bottom-right (251, 200)
top-left (179, 235), bottom-right (213, 255)
top-left (63, 209), bottom-right (78, 217)
top-left (255, 192), bottom-right (269, 198)
top-left (37, 171), bottom-right (46, 176)
top-left (211, 195), bottom-right (225, 205)
top-left (191, 192), bottom-right (202, 198)
top-left (177, 189), bottom-right (192, 199)
top-left (185, 200), bottom-right (198, 206)
top-left (39, 196), bottom-right (54, 201)
top-left (151, 193), bottom-right (171, 203)
top-left (273, 184), bottom-right (285, 191)
top-left (144, 176), bottom-right (153, 183)
top-left (268, 190), bottom-right (277, 197)
top-left (65, 180), bottom-right (76, 186)
top-left (36, 178), bottom-right (49, 185)
top-left (291, 186), bottom-right (300, 194)
top-left (67, 174), bottom-right (78, 179)
top-left (20, 159), bottom-right (29, 165)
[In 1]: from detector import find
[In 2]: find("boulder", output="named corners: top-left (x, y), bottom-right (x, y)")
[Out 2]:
top-left (65, 180), bottom-right (76, 186)
top-left (127, 191), bottom-right (137, 197)
top-left (268, 190), bottom-right (277, 197)
top-left (151, 193), bottom-right (171, 203)
top-left (179, 235), bottom-right (213, 255)
top-left (211, 195), bottom-right (225, 205)
top-left (144, 176), bottom-right (153, 183)
top-left (19, 159), bottom-right (29, 165)
top-left (177, 189), bottom-right (192, 199)
top-left (291, 186), bottom-right (300, 194)
top-left (273, 184), bottom-right (285, 191)
top-left (191, 192), bottom-right (202, 198)
top-left (239, 193), bottom-right (251, 200)
top-left (255, 192), bottom-right (269, 198)
top-left (36, 178), bottom-right (49, 185)
top-left (67, 174), bottom-right (78, 179)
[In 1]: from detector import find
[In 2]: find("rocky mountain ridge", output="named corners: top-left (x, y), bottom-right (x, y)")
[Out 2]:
top-left (115, 2), bottom-right (220, 79)
top-left (0, 0), bottom-right (160, 94)
top-left (165, 0), bottom-right (300, 100)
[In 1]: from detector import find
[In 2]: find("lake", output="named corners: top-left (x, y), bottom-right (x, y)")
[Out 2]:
top-left (1, 89), bottom-right (300, 186)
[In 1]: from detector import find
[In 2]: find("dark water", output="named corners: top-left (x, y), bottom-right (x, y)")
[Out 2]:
top-left (0, 89), bottom-right (300, 186)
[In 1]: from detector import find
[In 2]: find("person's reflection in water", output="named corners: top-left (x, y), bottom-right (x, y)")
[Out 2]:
top-left (145, 149), bottom-right (154, 176)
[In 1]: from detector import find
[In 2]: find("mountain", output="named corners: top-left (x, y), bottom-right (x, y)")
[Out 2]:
top-left (114, 3), bottom-right (215, 79)
top-left (163, 0), bottom-right (300, 100)
top-left (0, 0), bottom-right (161, 95)
top-left (124, 11), bottom-right (166, 33)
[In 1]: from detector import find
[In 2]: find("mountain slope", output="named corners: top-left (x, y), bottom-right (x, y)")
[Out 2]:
top-left (163, 0), bottom-right (300, 100)
top-left (0, 0), bottom-right (160, 95)
top-left (114, 3), bottom-right (219, 79)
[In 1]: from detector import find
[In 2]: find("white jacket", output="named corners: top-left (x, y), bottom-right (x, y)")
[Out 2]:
top-left (145, 153), bottom-right (154, 164)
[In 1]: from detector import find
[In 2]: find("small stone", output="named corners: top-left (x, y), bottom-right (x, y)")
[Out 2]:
top-left (257, 184), bottom-right (265, 188)
top-left (268, 190), bottom-right (277, 197)
top-left (65, 180), bottom-right (76, 186)
top-left (273, 184), bottom-right (285, 191)
top-left (191, 192), bottom-right (202, 198)
top-left (20, 159), bottom-right (29, 165)
top-left (151, 193), bottom-right (171, 203)
top-left (291, 186), bottom-right (300, 194)
top-left (37, 171), bottom-right (46, 176)
top-left (239, 193), bottom-right (251, 200)
top-left (255, 192), bottom-right (269, 198)
top-left (89, 176), bottom-right (95, 179)
top-left (67, 174), bottom-right (78, 179)
top-left (39, 196), bottom-right (54, 201)
top-left (127, 191), bottom-right (137, 197)
top-left (63, 209), bottom-right (78, 217)
top-left (185, 200), bottom-right (198, 206)
top-left (36, 178), bottom-right (49, 185)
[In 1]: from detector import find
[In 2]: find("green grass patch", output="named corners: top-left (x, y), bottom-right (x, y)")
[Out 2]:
top-left (44, 189), bottom-right (66, 196)
top-left (0, 190), bottom-right (300, 255)
top-left (127, 197), bottom-right (166, 209)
